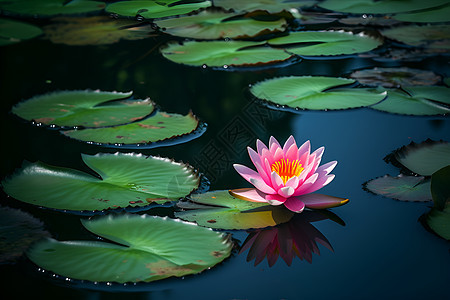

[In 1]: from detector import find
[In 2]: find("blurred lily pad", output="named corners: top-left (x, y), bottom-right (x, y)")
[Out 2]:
top-left (350, 67), bottom-right (442, 88)
top-left (175, 190), bottom-right (294, 230)
top-left (380, 25), bottom-right (450, 49)
top-left (388, 140), bottom-right (450, 176)
top-left (363, 174), bottom-right (432, 202)
top-left (155, 9), bottom-right (287, 40)
top-left (2, 153), bottom-right (200, 213)
top-left (319, 0), bottom-right (449, 14)
top-left (27, 214), bottom-right (232, 283)
top-left (370, 88), bottom-right (450, 116)
top-left (161, 39), bottom-right (293, 68)
top-left (394, 4), bottom-right (450, 23)
top-left (213, 0), bottom-right (317, 14)
top-left (43, 16), bottom-right (155, 46)
top-left (12, 90), bottom-right (154, 128)
top-left (0, 18), bottom-right (43, 46)
top-left (106, 0), bottom-right (211, 19)
top-left (0, 207), bottom-right (50, 264)
top-left (250, 76), bottom-right (386, 110)
top-left (0, 0), bottom-right (105, 17)
top-left (268, 30), bottom-right (383, 57)
top-left (63, 110), bottom-right (201, 147)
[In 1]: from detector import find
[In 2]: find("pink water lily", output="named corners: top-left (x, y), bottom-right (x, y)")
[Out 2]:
top-left (231, 136), bottom-right (348, 213)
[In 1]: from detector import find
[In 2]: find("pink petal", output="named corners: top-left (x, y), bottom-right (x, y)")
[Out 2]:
top-left (256, 139), bottom-right (268, 155)
top-left (283, 135), bottom-right (297, 152)
top-left (229, 188), bottom-right (286, 204)
top-left (266, 194), bottom-right (286, 205)
top-left (250, 178), bottom-right (277, 194)
top-left (248, 147), bottom-right (271, 184)
top-left (285, 176), bottom-right (300, 190)
top-left (297, 140), bottom-right (310, 159)
top-left (270, 171), bottom-right (283, 190)
top-left (233, 164), bottom-right (262, 183)
top-left (269, 136), bottom-right (281, 151)
top-left (285, 143), bottom-right (299, 162)
top-left (283, 197), bottom-right (305, 213)
top-left (317, 160), bottom-right (337, 176)
top-left (278, 186), bottom-right (294, 198)
top-left (301, 174), bottom-right (335, 194)
top-left (294, 193), bottom-right (349, 209)
top-left (273, 147), bottom-right (284, 162)
top-left (293, 173), bottom-right (318, 196)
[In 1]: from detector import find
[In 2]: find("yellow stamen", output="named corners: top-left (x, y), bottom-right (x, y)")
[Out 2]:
top-left (271, 159), bottom-right (304, 184)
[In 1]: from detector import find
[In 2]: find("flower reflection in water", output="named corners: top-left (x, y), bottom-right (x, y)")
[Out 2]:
top-left (239, 210), bottom-right (343, 267)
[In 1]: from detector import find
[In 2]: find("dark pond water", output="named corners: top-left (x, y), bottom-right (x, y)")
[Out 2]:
top-left (1, 7), bottom-right (450, 300)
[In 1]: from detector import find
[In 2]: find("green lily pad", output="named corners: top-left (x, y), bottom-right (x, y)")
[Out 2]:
top-left (430, 165), bottom-right (450, 211)
top-left (63, 110), bottom-right (201, 147)
top-left (43, 16), bottom-right (155, 46)
top-left (155, 10), bottom-right (287, 40)
top-left (389, 140), bottom-right (450, 176)
top-left (370, 88), bottom-right (450, 116)
top-left (213, 0), bottom-right (317, 14)
top-left (106, 0), bottom-right (211, 19)
top-left (250, 76), bottom-right (386, 110)
top-left (27, 214), bottom-right (232, 283)
top-left (394, 4), bottom-right (450, 23)
top-left (319, 0), bottom-right (449, 14)
top-left (161, 39), bottom-right (293, 68)
top-left (402, 86), bottom-right (450, 105)
top-left (2, 153), bottom-right (200, 213)
top-left (268, 30), bottom-right (382, 57)
top-left (175, 190), bottom-right (294, 230)
top-left (350, 67), bottom-right (442, 88)
top-left (364, 174), bottom-right (432, 202)
top-left (0, 18), bottom-right (43, 46)
top-left (12, 90), bottom-right (154, 128)
top-left (381, 25), bottom-right (450, 49)
top-left (425, 208), bottom-right (450, 240)
top-left (0, 0), bottom-right (106, 17)
top-left (0, 206), bottom-right (50, 264)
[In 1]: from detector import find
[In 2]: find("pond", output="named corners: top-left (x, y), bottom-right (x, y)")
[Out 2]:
top-left (1, 1), bottom-right (449, 299)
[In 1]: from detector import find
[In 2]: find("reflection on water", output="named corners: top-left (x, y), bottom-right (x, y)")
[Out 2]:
top-left (239, 210), bottom-right (343, 267)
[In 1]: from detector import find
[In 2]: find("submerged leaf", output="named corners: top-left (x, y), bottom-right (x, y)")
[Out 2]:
top-left (27, 214), bottom-right (232, 283)
top-left (0, 18), bottom-right (43, 46)
top-left (250, 76), bottom-right (386, 110)
top-left (381, 25), bottom-right (450, 49)
top-left (364, 174), bottom-right (432, 202)
top-left (2, 153), bottom-right (200, 213)
top-left (175, 190), bottom-right (294, 230)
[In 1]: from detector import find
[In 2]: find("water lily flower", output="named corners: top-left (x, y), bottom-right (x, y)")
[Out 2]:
top-left (231, 136), bottom-right (348, 213)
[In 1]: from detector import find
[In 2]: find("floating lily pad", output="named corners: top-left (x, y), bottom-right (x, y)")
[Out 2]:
top-left (268, 30), bottom-right (383, 57)
top-left (12, 90), bottom-right (154, 128)
top-left (27, 214), bottom-right (232, 283)
top-left (350, 67), bottom-right (442, 88)
top-left (0, 0), bottom-right (106, 17)
top-left (106, 0), bottom-right (211, 19)
top-left (155, 10), bottom-right (287, 40)
top-left (402, 86), bottom-right (450, 105)
top-left (0, 18), bottom-right (43, 46)
top-left (338, 15), bottom-right (401, 26)
top-left (0, 207), bottom-right (50, 264)
top-left (175, 190), bottom-right (294, 230)
top-left (250, 76), bottom-right (386, 110)
top-left (213, 0), bottom-right (317, 14)
top-left (161, 39), bottom-right (292, 68)
top-left (388, 140), bottom-right (450, 176)
top-left (425, 166), bottom-right (450, 240)
top-left (2, 153), bottom-right (200, 213)
top-left (425, 208), bottom-right (450, 240)
top-left (394, 4), bottom-right (450, 23)
top-left (43, 16), bottom-right (155, 46)
top-left (364, 174), bottom-right (432, 202)
top-left (370, 88), bottom-right (450, 116)
top-left (319, 0), bottom-right (449, 14)
top-left (380, 25), bottom-right (450, 49)
top-left (63, 111), bottom-right (201, 147)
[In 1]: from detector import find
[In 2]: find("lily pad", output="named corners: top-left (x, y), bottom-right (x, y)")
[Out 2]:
top-left (106, 0), bottom-right (211, 19)
top-left (394, 4), bottom-right (450, 23)
top-left (1, 153), bottom-right (200, 213)
top-left (213, 0), bottom-right (317, 14)
top-left (0, 207), bottom-right (50, 264)
top-left (0, 18), bottom-right (43, 46)
top-left (43, 16), bottom-right (155, 46)
top-left (363, 174), bottom-right (432, 202)
top-left (12, 90), bottom-right (154, 128)
top-left (402, 86), bottom-right (450, 106)
top-left (155, 10), bottom-right (287, 40)
top-left (425, 208), bottom-right (450, 240)
top-left (380, 25), bottom-right (450, 49)
top-left (27, 214), bottom-right (232, 283)
top-left (430, 165), bottom-right (450, 211)
top-left (268, 30), bottom-right (383, 57)
top-left (175, 190), bottom-right (294, 230)
top-left (250, 76), bottom-right (386, 110)
top-left (389, 140), bottom-right (450, 176)
top-left (0, 0), bottom-right (106, 17)
top-left (161, 39), bottom-right (292, 68)
top-left (319, 0), bottom-right (449, 14)
top-left (63, 111), bottom-right (201, 147)
top-left (370, 88), bottom-right (450, 116)
top-left (350, 67), bottom-right (442, 88)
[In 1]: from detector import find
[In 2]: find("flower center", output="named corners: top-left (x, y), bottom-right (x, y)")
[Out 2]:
top-left (271, 159), bottom-right (304, 184)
